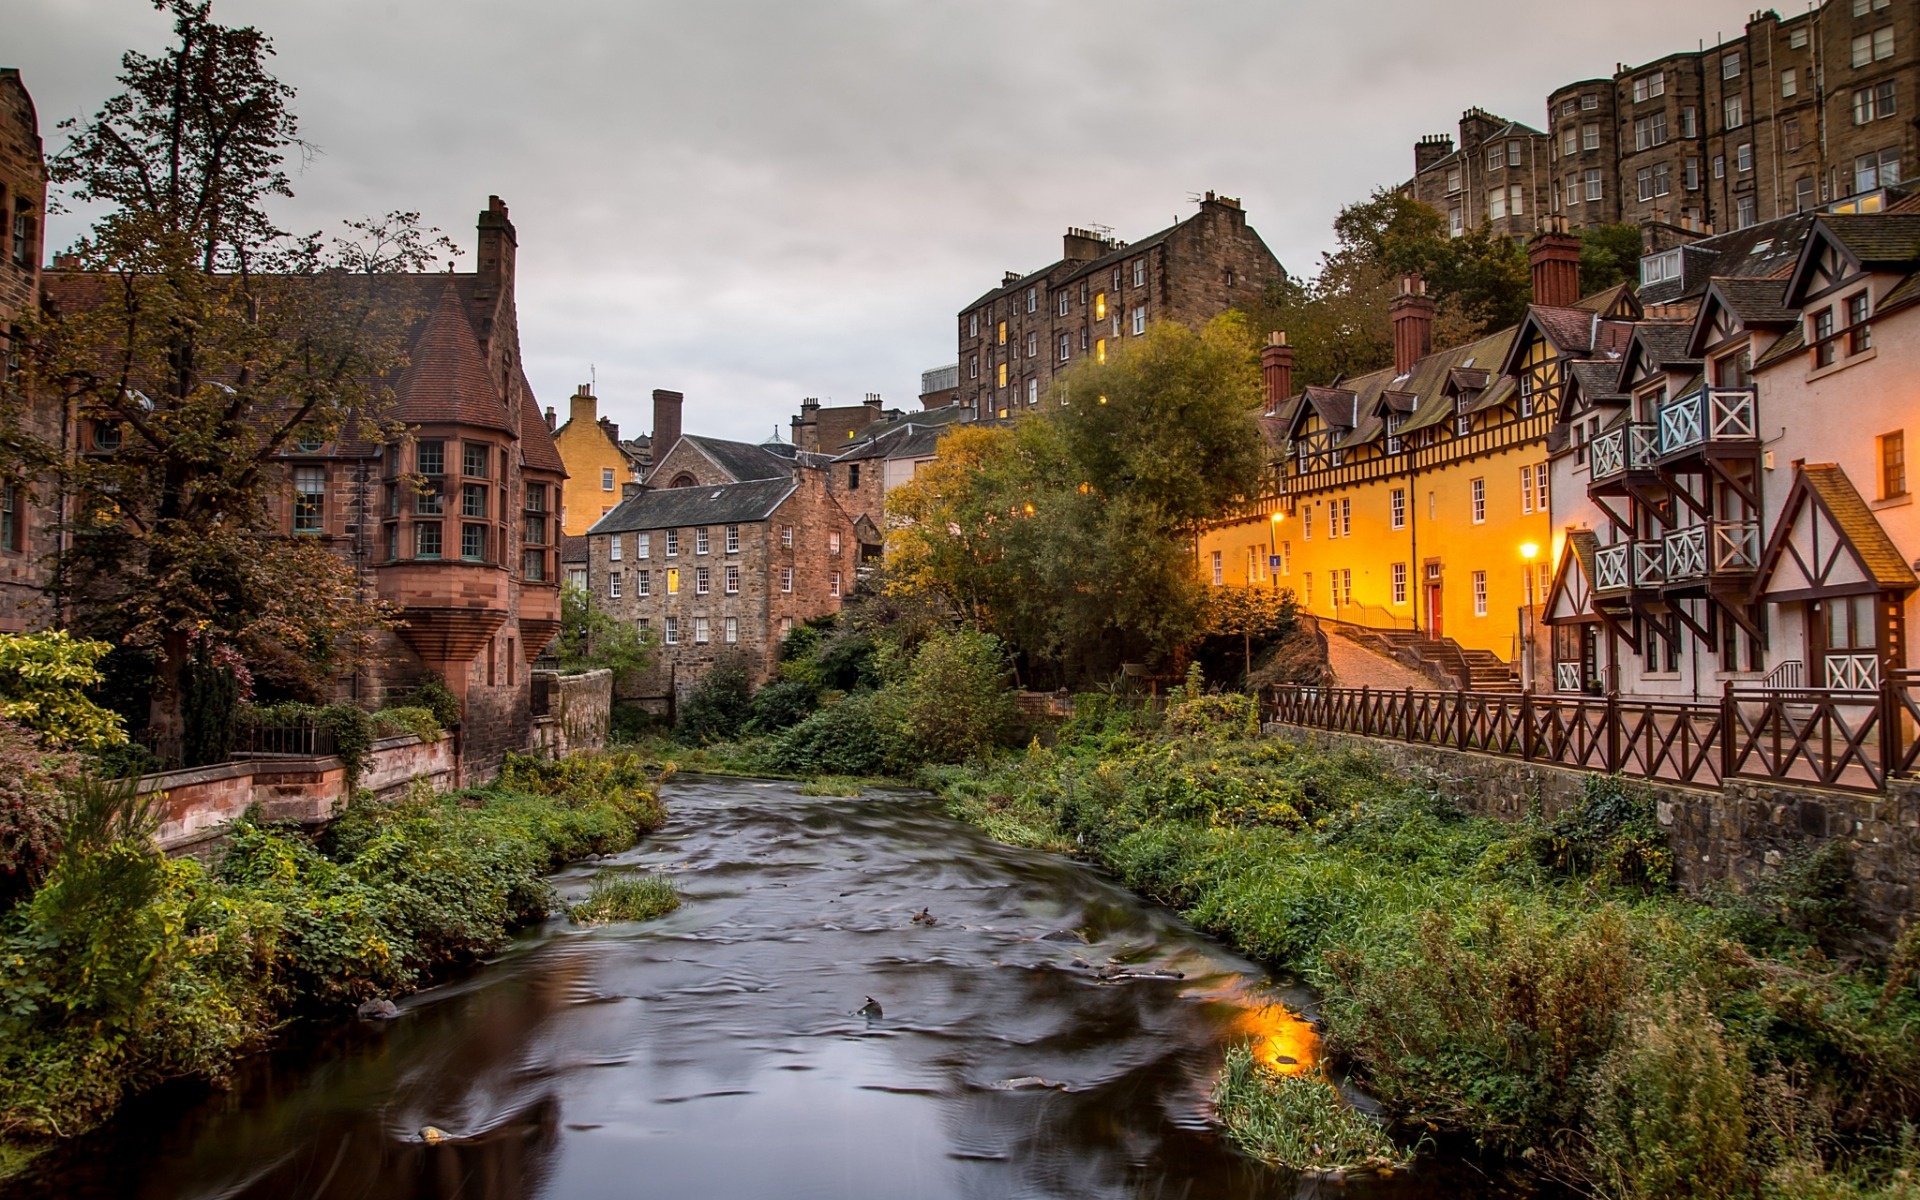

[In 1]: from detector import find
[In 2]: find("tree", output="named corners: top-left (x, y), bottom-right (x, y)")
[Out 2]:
top-left (1200, 587), bottom-right (1298, 681)
top-left (1579, 224), bottom-right (1646, 296)
top-left (553, 585), bottom-right (655, 688)
top-left (895, 628), bottom-right (1015, 763)
top-left (15, 3), bottom-right (457, 760)
top-left (886, 315), bottom-right (1264, 685)
top-left (0, 631), bottom-right (127, 750)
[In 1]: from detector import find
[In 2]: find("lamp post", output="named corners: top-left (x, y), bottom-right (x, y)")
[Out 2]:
top-left (1268, 509), bottom-right (1284, 594)
top-left (1519, 542), bottom-right (1540, 691)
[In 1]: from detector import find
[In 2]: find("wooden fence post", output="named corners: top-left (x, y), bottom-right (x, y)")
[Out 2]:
top-left (1521, 691), bottom-right (1535, 761)
top-left (1720, 680), bottom-right (1736, 783)
top-left (1605, 693), bottom-right (1621, 774)
top-left (1404, 687), bottom-right (1416, 743)
top-left (1456, 688), bottom-right (1468, 751)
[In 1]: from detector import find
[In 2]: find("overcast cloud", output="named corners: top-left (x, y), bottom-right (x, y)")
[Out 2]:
top-left (16, 0), bottom-right (1761, 443)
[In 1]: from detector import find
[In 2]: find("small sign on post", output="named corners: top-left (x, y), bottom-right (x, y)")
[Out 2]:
top-left (1268, 555), bottom-right (1282, 571)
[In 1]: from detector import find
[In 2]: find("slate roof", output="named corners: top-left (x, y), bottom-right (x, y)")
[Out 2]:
top-left (517, 380), bottom-right (566, 473)
top-left (1708, 277), bottom-right (1797, 326)
top-left (674, 435), bottom-right (794, 483)
top-left (1638, 213), bottom-right (1813, 307)
top-left (1817, 214), bottom-right (1920, 267)
top-left (1566, 360), bottom-right (1627, 403)
top-left (588, 476), bottom-right (798, 535)
top-left (833, 421), bottom-right (950, 463)
top-left (1799, 464), bottom-right (1919, 590)
top-left (560, 534), bottom-right (588, 566)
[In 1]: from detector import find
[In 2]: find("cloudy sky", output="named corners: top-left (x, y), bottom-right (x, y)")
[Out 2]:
top-left (18, 0), bottom-right (1760, 443)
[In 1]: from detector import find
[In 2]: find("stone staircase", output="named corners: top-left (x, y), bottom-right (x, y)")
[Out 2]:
top-left (1332, 623), bottom-right (1520, 694)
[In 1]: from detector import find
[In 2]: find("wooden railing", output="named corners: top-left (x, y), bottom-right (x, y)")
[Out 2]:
top-left (1268, 676), bottom-right (1920, 794)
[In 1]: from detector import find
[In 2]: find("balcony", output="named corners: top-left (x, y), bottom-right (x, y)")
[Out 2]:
top-left (1656, 388), bottom-right (1758, 461)
top-left (1632, 539), bottom-right (1666, 588)
top-left (1594, 542), bottom-right (1630, 594)
top-left (1588, 421), bottom-right (1658, 489)
top-left (1661, 520), bottom-right (1761, 587)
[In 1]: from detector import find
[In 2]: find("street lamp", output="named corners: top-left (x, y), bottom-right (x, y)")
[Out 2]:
top-left (1519, 543), bottom-right (1540, 690)
top-left (1268, 510), bottom-right (1284, 592)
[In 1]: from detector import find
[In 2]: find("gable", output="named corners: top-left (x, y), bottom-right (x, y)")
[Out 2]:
top-left (1545, 538), bottom-right (1594, 623)
top-left (1755, 466), bottom-right (1917, 600)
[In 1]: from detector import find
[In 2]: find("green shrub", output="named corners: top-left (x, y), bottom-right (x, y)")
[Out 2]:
top-left (412, 677), bottom-right (463, 729)
top-left (1212, 1044), bottom-right (1409, 1173)
top-left (1587, 992), bottom-right (1750, 1200)
top-left (895, 628), bottom-right (1015, 763)
top-left (676, 654), bottom-right (755, 744)
top-left (0, 721), bottom-right (78, 908)
top-left (747, 677), bottom-right (817, 733)
top-left (568, 872), bottom-right (679, 925)
top-left (1535, 774), bottom-right (1673, 890)
top-left (765, 692), bottom-right (912, 777)
top-left (370, 706), bottom-right (441, 743)
top-left (608, 701), bottom-right (661, 743)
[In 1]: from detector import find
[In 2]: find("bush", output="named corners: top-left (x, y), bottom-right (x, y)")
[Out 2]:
top-left (1213, 1044), bottom-right (1409, 1173)
top-left (568, 872), bottom-right (679, 925)
top-left (0, 632), bottom-right (128, 751)
top-left (1587, 992), bottom-right (1750, 1200)
top-left (370, 706), bottom-right (441, 743)
top-left (764, 692), bottom-right (913, 777)
top-left (608, 700), bottom-right (662, 743)
top-left (1535, 774), bottom-right (1673, 890)
top-left (676, 654), bottom-right (756, 744)
top-left (0, 721), bottom-right (78, 908)
top-left (412, 677), bottom-right (463, 729)
top-left (747, 677), bottom-right (818, 733)
top-left (894, 628), bottom-right (1015, 763)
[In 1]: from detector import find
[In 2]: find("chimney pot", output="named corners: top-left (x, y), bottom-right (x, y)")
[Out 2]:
top-left (1260, 332), bottom-right (1295, 412)
top-left (544, 406), bottom-right (556, 431)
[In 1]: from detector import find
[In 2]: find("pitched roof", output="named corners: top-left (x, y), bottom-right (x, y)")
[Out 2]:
top-left (1799, 464), bottom-right (1918, 590)
top-left (393, 283), bottom-right (515, 433)
top-left (588, 476), bottom-right (799, 535)
top-left (676, 435), bottom-right (794, 483)
top-left (1816, 214), bottom-right (1920, 267)
top-left (560, 534), bottom-right (588, 565)
top-left (1709, 277), bottom-right (1797, 325)
top-left (517, 380), bottom-right (566, 474)
top-left (833, 421), bottom-right (950, 463)
top-left (1566, 360), bottom-right (1627, 404)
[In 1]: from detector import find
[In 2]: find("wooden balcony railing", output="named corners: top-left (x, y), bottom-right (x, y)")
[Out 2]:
top-left (1589, 421), bottom-right (1659, 485)
top-left (1656, 387), bottom-right (1758, 458)
top-left (1267, 675), bottom-right (1920, 795)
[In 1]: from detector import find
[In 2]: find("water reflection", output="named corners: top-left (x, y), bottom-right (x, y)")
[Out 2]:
top-left (16, 777), bottom-right (1527, 1199)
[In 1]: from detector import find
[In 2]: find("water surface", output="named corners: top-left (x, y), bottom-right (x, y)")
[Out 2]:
top-left (18, 775), bottom-right (1526, 1199)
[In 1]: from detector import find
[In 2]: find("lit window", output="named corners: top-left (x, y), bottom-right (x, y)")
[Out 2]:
top-left (997, 321), bottom-right (1006, 345)
top-left (997, 362), bottom-right (1007, 388)
top-left (1096, 338), bottom-right (1106, 365)
top-left (293, 466), bottom-right (325, 533)
top-left (1094, 292), bottom-right (1107, 320)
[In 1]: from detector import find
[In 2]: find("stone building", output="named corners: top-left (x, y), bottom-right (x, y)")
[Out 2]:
top-left (1408, 0), bottom-right (1920, 238)
top-left (0, 69), bottom-right (50, 633)
top-left (1402, 109), bottom-right (1553, 240)
top-left (585, 467), bottom-right (857, 707)
top-left (953, 193), bottom-right (1285, 422)
top-left (790, 394), bottom-right (886, 452)
top-left (548, 384), bottom-right (647, 537)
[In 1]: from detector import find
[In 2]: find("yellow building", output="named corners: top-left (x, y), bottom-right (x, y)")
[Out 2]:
top-left (1200, 234), bottom-right (1633, 685)
top-left (550, 385), bottom-right (644, 537)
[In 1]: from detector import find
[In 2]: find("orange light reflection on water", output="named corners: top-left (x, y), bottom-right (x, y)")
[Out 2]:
top-left (1215, 989), bottom-right (1321, 1075)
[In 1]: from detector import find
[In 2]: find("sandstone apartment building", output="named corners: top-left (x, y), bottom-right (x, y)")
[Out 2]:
top-left (1406, 0), bottom-right (1920, 236)
top-left (952, 193), bottom-right (1285, 422)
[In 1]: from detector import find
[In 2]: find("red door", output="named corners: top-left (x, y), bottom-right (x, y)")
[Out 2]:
top-left (1424, 563), bottom-right (1443, 637)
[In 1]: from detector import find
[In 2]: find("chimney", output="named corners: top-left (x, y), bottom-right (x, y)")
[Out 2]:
top-left (1414, 134), bottom-right (1454, 174)
top-left (569, 383), bottom-right (596, 429)
top-left (652, 389), bottom-right (684, 458)
top-left (863, 392), bottom-right (883, 414)
top-left (1388, 276), bottom-right (1435, 376)
top-left (598, 416), bottom-right (620, 441)
top-left (1528, 225), bottom-right (1583, 308)
top-left (474, 195), bottom-right (516, 301)
top-left (1260, 331), bottom-right (1295, 414)
top-left (544, 406), bottom-right (556, 431)
top-left (1063, 227), bottom-right (1107, 262)
top-left (622, 482), bottom-right (643, 501)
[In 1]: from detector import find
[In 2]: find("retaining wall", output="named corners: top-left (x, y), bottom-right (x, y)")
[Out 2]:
top-left (530, 669), bottom-right (612, 759)
top-left (1270, 724), bottom-right (1920, 945)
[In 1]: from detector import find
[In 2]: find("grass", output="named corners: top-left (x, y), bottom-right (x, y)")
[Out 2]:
top-left (798, 775), bottom-right (867, 797)
top-left (568, 872), bottom-right (680, 925)
top-left (1212, 1044), bottom-right (1411, 1175)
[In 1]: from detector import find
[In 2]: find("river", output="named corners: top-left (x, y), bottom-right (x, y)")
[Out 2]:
top-left (15, 775), bottom-right (1530, 1199)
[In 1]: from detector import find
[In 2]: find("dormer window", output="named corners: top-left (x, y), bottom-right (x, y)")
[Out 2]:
top-left (1640, 249), bottom-right (1682, 287)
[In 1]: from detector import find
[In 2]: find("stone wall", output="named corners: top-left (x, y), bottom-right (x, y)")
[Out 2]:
top-left (529, 668), bottom-right (611, 758)
top-left (1270, 724), bottom-right (1920, 946)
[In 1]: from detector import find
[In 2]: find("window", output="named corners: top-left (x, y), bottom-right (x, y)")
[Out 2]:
top-left (1328, 505), bottom-right (1338, 538)
top-left (1791, 26), bottom-right (1808, 49)
top-left (1736, 195), bottom-right (1756, 229)
top-left (1096, 338), bottom-right (1106, 365)
top-left (1303, 504), bottom-right (1311, 540)
top-left (1472, 571), bottom-right (1488, 616)
top-left (1025, 330), bottom-right (1037, 358)
top-left (1505, 140), bottom-right (1522, 165)
top-left (1340, 497), bottom-right (1351, 537)
top-left (1132, 258), bottom-right (1145, 287)
top-left (1339, 569), bottom-right (1353, 607)
top-left (1783, 68), bottom-right (1798, 98)
top-left (523, 549), bottom-right (546, 581)
top-left (694, 617), bottom-right (709, 644)
top-left (1455, 394), bottom-right (1473, 436)
top-left (414, 523), bottom-right (441, 560)
top-left (637, 532), bottom-right (650, 558)
top-left (1057, 291), bottom-right (1069, 316)
top-left (1637, 167), bottom-right (1655, 202)
top-left (781, 566), bottom-right (793, 593)
top-left (1723, 51), bottom-right (1741, 79)
top-left (608, 571), bottom-right (621, 599)
top-left (692, 565), bottom-right (709, 595)
top-left (691, 527), bottom-right (707, 556)
top-left (997, 362), bottom-right (1007, 389)
top-left (1564, 174), bottom-right (1580, 206)
top-left (1737, 142), bottom-right (1753, 172)
top-left (637, 568), bottom-right (650, 596)
top-left (1784, 117), bottom-right (1802, 152)
top-left (1796, 177), bottom-right (1817, 211)
top-left (1680, 106), bottom-right (1697, 138)
top-left (1471, 477), bottom-right (1486, 523)
top-left (1876, 27), bottom-right (1895, 61)
top-left (1520, 464), bottom-right (1536, 514)
top-left (1633, 71), bottom-right (1665, 102)
top-left (1855, 147), bottom-right (1901, 192)
top-left (1490, 189), bottom-right (1508, 221)
top-left (1881, 431), bottom-right (1907, 498)
top-left (1450, 204), bottom-right (1465, 234)
top-left (1725, 96), bottom-right (1744, 128)
top-left (461, 483), bottom-right (487, 519)
top-left (1634, 112), bottom-right (1667, 150)
top-left (997, 321), bottom-right (1007, 345)
top-left (1714, 154), bottom-right (1727, 180)
top-left (1487, 146), bottom-right (1503, 172)
top-left (1094, 292), bottom-right (1107, 320)
top-left (1130, 306), bottom-right (1146, 335)
top-left (0, 485), bottom-right (18, 553)
top-left (666, 566), bottom-right (680, 594)
top-left (1447, 165), bottom-right (1463, 192)
top-left (1059, 333), bottom-right (1070, 361)
top-left (1025, 287), bottom-right (1036, 313)
top-left (1027, 378), bottom-right (1038, 405)
top-left (724, 616), bottom-right (738, 644)
top-left (829, 572), bottom-right (842, 597)
top-left (1392, 562), bottom-right (1407, 605)
top-left (1585, 169), bottom-right (1604, 201)
top-left (781, 526), bottom-right (793, 548)
top-left (1814, 307), bottom-right (1838, 368)
top-left (666, 529), bottom-right (679, 556)
top-left (384, 523), bottom-right (398, 561)
top-left (1854, 0), bottom-right (1890, 12)
top-left (416, 440), bottom-right (444, 477)
top-left (1581, 92), bottom-right (1599, 110)
top-left (968, 356), bottom-right (978, 380)
top-left (1582, 123), bottom-right (1600, 151)
top-left (1390, 488), bottom-right (1406, 530)
top-left (1211, 550), bottom-right (1224, 586)
top-left (664, 617), bottom-right (678, 645)
top-left (1652, 161), bottom-right (1670, 196)
top-left (1280, 541), bottom-right (1290, 574)
top-left (1304, 573), bottom-right (1312, 606)
top-left (1848, 292), bottom-right (1873, 353)
top-left (828, 531), bottom-right (842, 555)
top-left (462, 523), bottom-right (487, 562)
top-left (725, 564), bottom-right (739, 594)
top-left (1855, 81), bottom-right (1897, 123)
top-left (293, 466), bottom-right (325, 533)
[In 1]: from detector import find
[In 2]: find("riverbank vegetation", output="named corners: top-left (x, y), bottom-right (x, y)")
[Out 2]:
top-left (1213, 1045), bottom-right (1411, 1176)
top-left (931, 682), bottom-right (1920, 1199)
top-left (0, 750), bottom-right (666, 1157)
top-left (569, 871), bottom-right (680, 925)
